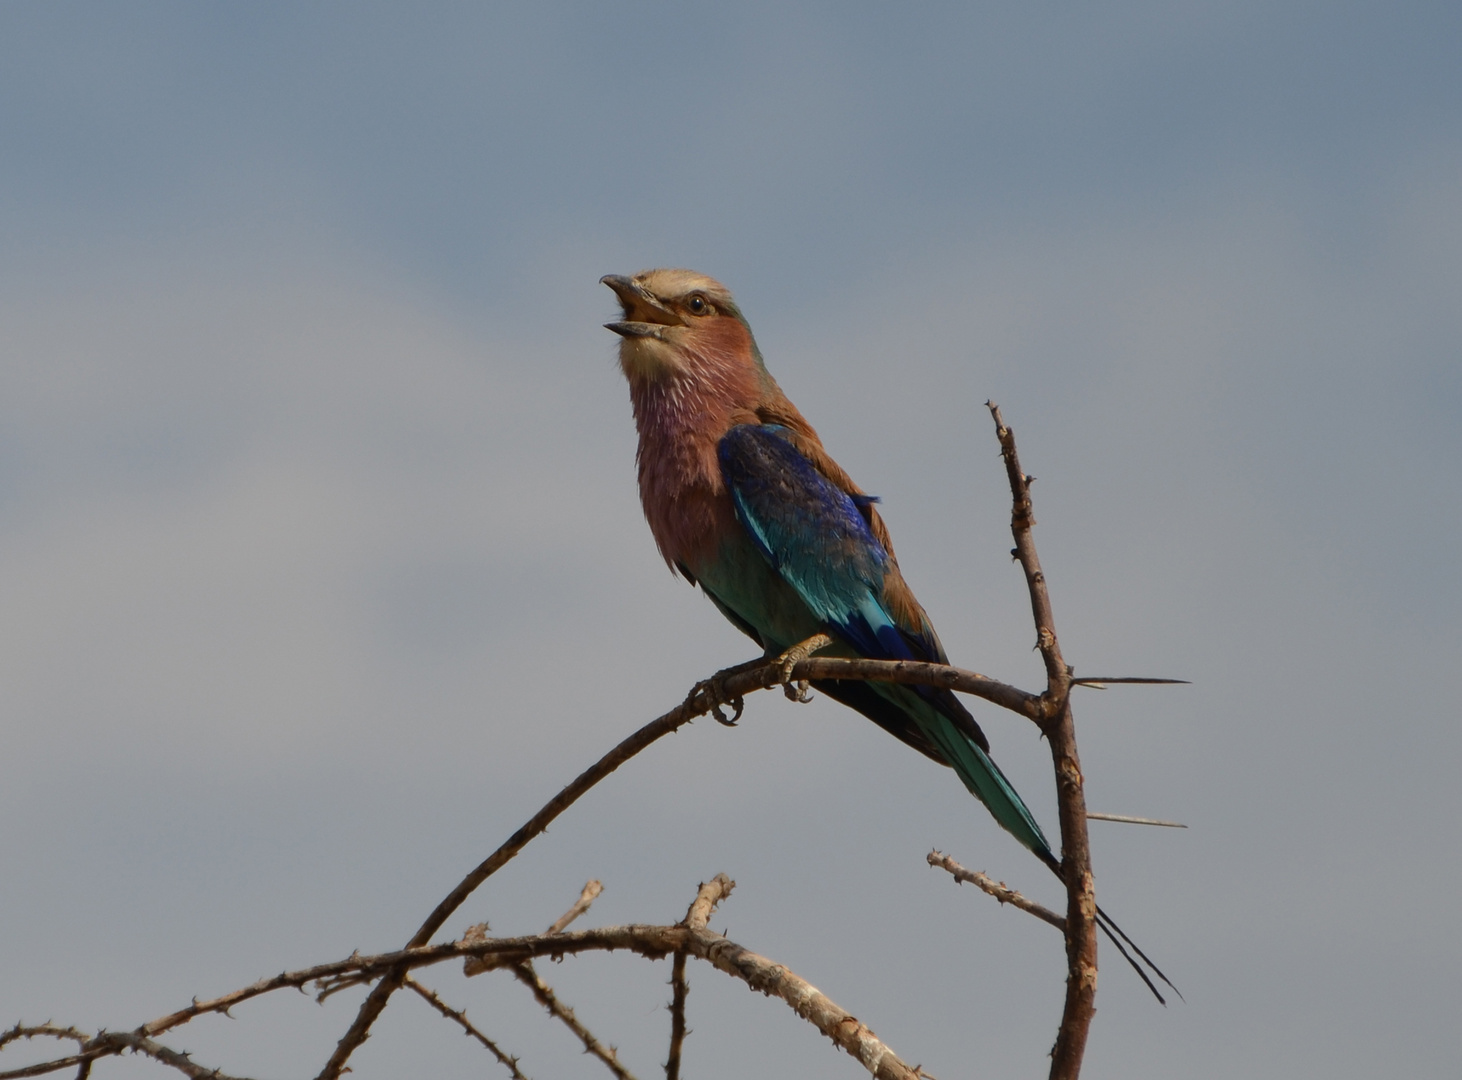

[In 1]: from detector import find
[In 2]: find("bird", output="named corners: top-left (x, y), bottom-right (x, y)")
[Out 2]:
top-left (602, 268), bottom-right (1173, 1001)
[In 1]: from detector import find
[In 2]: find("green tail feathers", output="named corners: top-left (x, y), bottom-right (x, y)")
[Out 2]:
top-left (875, 684), bottom-right (1053, 858)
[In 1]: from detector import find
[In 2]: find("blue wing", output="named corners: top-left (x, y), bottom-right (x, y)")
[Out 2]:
top-left (717, 424), bottom-right (916, 661)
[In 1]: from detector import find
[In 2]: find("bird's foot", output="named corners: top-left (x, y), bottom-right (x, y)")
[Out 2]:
top-left (687, 675), bottom-right (743, 726)
top-left (707, 678), bottom-right (745, 726)
top-left (775, 633), bottom-right (833, 703)
top-left (686, 658), bottom-right (761, 726)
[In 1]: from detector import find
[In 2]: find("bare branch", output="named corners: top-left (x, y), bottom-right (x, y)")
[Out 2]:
top-left (13, 900), bottom-right (927, 1080)
top-left (546, 880), bottom-right (604, 935)
top-left (0, 1052), bottom-right (88, 1079)
top-left (696, 654), bottom-right (1041, 722)
top-left (144, 962), bottom-right (362, 1040)
top-left (0, 1026), bottom-right (92, 1080)
top-left (987, 400), bottom-right (1097, 1080)
top-left (665, 951), bottom-right (688, 1080)
top-left (461, 882), bottom-right (633, 1078)
top-left (926, 851), bottom-right (1066, 930)
top-left (0, 1030), bottom-right (253, 1080)
top-left (510, 964), bottom-right (638, 1080)
top-left (462, 879), bottom-right (602, 979)
top-left (987, 402), bottom-right (1070, 700)
top-left (682, 927), bottom-right (919, 1079)
top-left (794, 657), bottom-right (1041, 719)
top-left (666, 873), bottom-right (734, 1079)
top-left (0, 1027), bottom-right (88, 1054)
top-left (470, 920), bottom-right (922, 1080)
top-left (92, 1033), bottom-right (252, 1080)
top-left (403, 976), bottom-right (529, 1080)
top-left (682, 874), bottom-right (735, 931)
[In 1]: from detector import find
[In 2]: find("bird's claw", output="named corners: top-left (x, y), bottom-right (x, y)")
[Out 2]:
top-left (711, 684), bottom-right (746, 726)
top-left (686, 671), bottom-right (747, 726)
top-left (783, 678), bottom-right (813, 704)
top-left (774, 633), bottom-right (833, 705)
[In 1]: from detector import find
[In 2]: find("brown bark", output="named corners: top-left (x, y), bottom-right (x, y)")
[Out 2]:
top-left (987, 401), bottom-right (1097, 1080)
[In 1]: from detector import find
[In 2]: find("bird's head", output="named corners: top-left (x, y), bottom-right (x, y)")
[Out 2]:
top-left (601, 269), bottom-right (757, 385)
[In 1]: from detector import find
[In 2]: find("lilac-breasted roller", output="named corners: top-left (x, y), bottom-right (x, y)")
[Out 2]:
top-left (603, 269), bottom-right (1172, 999)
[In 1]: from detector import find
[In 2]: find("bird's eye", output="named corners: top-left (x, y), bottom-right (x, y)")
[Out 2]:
top-left (687, 294), bottom-right (711, 315)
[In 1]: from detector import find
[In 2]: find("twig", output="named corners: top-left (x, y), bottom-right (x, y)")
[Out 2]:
top-left (680, 927), bottom-right (917, 1079)
top-left (463, 879), bottom-right (603, 979)
top-left (547, 880), bottom-right (604, 935)
top-left (145, 960), bottom-right (372, 1040)
top-left (665, 952), bottom-right (688, 1080)
top-left (0, 1052), bottom-right (90, 1079)
top-left (1086, 813), bottom-right (1186, 828)
top-left (460, 882), bottom-right (631, 1078)
top-left (682, 874), bottom-right (734, 932)
top-left (0, 1028), bottom-right (89, 1055)
top-left (926, 851), bottom-right (1066, 930)
top-left (0, 1026), bottom-right (91, 1080)
top-left (667, 874), bottom-right (734, 1079)
top-left (987, 400), bottom-right (1097, 1080)
top-left (0, 1027), bottom-right (87, 1080)
top-left (0, 1029), bottom-right (252, 1080)
top-left (510, 964), bottom-right (637, 1080)
top-left (402, 976), bottom-right (529, 1080)
top-left (311, 972), bottom-right (369, 1003)
top-left (92, 1032), bottom-right (252, 1080)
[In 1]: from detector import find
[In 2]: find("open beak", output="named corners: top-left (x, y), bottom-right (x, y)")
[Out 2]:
top-left (601, 274), bottom-right (684, 338)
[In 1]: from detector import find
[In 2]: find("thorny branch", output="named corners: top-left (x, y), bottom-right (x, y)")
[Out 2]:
top-left (546, 880), bottom-right (605, 935)
top-left (509, 964), bottom-right (636, 1080)
top-left (468, 880), bottom-right (633, 1079)
top-left (682, 874), bottom-right (734, 933)
top-left (926, 851), bottom-right (1066, 931)
top-left (987, 400), bottom-right (1096, 1080)
top-left (0, 1028), bottom-right (88, 1054)
top-left (665, 952), bottom-right (688, 1080)
top-left (667, 874), bottom-right (734, 1080)
top-left (87, 1032), bottom-right (250, 1080)
top-left (402, 976), bottom-right (529, 1080)
top-left (5, 888), bottom-right (923, 1080)
top-left (0, 1028), bottom-right (250, 1080)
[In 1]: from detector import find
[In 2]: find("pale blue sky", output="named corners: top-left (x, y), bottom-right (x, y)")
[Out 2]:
top-left (1, 4), bottom-right (1458, 1078)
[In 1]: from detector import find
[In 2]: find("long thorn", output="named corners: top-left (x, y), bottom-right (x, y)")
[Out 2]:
top-left (1086, 812), bottom-right (1187, 828)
